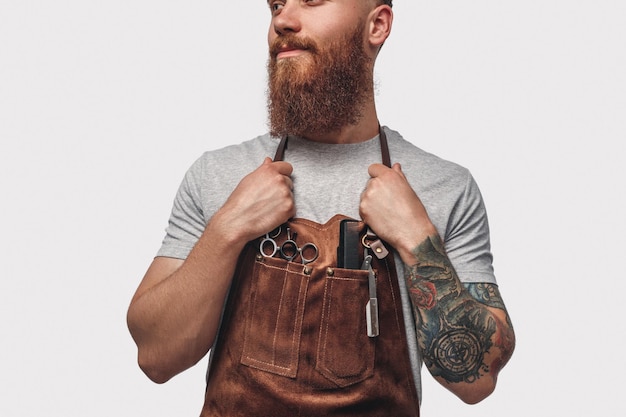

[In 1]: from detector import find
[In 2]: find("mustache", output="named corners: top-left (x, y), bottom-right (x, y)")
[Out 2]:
top-left (269, 34), bottom-right (318, 58)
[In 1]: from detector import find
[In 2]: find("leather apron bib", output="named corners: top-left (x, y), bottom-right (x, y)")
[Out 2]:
top-left (201, 128), bottom-right (420, 417)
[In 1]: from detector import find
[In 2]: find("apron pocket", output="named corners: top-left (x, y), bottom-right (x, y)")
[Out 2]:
top-left (240, 258), bottom-right (309, 378)
top-left (316, 272), bottom-right (376, 388)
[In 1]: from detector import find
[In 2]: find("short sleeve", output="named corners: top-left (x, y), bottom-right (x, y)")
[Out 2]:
top-left (156, 157), bottom-right (207, 260)
top-left (444, 172), bottom-right (496, 284)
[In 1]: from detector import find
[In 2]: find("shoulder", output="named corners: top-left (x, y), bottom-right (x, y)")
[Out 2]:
top-left (169, 133), bottom-right (282, 222)
top-left (384, 127), bottom-right (472, 191)
top-left (183, 134), bottom-right (280, 180)
top-left (177, 133), bottom-right (280, 200)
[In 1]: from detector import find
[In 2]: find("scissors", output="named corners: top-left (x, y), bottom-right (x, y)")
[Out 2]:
top-left (259, 226), bottom-right (282, 258)
top-left (259, 226), bottom-right (319, 265)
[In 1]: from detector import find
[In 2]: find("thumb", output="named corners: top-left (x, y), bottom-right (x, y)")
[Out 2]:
top-left (262, 156), bottom-right (273, 165)
top-left (392, 163), bottom-right (408, 180)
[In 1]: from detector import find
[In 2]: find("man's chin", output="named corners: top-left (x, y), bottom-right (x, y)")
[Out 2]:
top-left (273, 55), bottom-right (314, 77)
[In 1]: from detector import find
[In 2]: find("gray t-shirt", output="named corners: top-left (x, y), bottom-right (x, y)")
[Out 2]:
top-left (157, 126), bottom-right (496, 400)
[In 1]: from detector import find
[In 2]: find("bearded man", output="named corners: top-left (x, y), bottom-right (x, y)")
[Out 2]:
top-left (127, 1), bottom-right (515, 416)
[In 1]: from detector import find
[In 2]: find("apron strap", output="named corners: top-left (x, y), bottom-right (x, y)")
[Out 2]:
top-left (379, 125), bottom-right (391, 168)
top-left (273, 125), bottom-right (391, 168)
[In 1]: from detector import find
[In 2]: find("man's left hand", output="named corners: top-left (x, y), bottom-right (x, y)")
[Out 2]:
top-left (359, 163), bottom-right (439, 264)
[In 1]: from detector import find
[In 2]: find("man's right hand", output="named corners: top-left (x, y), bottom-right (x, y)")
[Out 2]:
top-left (212, 157), bottom-right (296, 244)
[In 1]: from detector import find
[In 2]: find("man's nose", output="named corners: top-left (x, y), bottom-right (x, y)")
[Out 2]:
top-left (272, 3), bottom-right (302, 35)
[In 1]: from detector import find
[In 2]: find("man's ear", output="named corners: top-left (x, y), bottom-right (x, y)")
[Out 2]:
top-left (368, 5), bottom-right (393, 49)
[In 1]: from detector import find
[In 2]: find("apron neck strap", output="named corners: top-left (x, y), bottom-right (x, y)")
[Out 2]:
top-left (273, 125), bottom-right (391, 168)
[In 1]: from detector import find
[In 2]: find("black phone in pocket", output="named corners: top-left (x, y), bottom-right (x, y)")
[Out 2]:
top-left (337, 219), bottom-right (361, 269)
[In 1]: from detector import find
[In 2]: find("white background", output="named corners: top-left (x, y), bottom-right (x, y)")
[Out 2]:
top-left (1, 1), bottom-right (624, 416)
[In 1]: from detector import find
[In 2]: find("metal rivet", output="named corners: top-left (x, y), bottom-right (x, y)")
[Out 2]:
top-left (326, 267), bottom-right (334, 276)
top-left (304, 266), bottom-right (313, 275)
top-left (375, 247), bottom-right (383, 253)
top-left (256, 254), bottom-right (263, 261)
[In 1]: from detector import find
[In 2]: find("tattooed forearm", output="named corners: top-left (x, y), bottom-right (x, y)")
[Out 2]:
top-left (464, 283), bottom-right (506, 310)
top-left (405, 235), bottom-right (503, 384)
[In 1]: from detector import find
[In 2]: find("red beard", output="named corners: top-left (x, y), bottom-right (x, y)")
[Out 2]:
top-left (267, 25), bottom-right (373, 138)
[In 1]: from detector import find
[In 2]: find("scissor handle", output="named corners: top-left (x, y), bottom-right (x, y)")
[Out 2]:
top-left (299, 242), bottom-right (319, 265)
top-left (259, 236), bottom-right (278, 257)
top-left (280, 239), bottom-right (299, 262)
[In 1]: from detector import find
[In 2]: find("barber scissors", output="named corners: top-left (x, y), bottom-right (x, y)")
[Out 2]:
top-left (259, 226), bottom-right (319, 265)
top-left (259, 227), bottom-right (282, 258)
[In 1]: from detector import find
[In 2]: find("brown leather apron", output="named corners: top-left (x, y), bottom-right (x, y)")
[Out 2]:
top-left (201, 128), bottom-right (420, 417)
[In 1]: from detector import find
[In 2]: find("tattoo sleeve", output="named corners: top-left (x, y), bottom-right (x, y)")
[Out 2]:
top-left (405, 235), bottom-right (513, 384)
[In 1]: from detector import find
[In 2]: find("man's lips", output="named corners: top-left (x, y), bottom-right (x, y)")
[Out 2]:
top-left (270, 36), bottom-right (316, 59)
top-left (276, 46), bottom-right (307, 59)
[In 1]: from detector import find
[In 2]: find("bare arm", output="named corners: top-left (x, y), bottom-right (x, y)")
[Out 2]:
top-left (127, 158), bottom-right (295, 383)
top-left (360, 163), bottom-right (515, 404)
